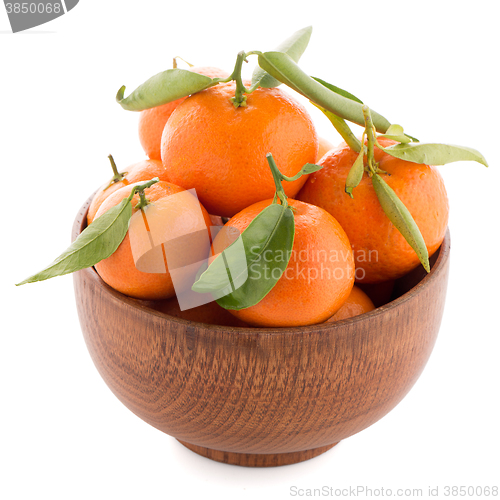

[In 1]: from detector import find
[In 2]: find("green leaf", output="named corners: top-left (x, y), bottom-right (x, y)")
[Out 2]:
top-left (371, 173), bottom-right (430, 272)
top-left (378, 141), bottom-right (489, 167)
top-left (16, 199), bottom-right (132, 285)
top-left (378, 124), bottom-right (412, 144)
top-left (345, 148), bottom-right (365, 197)
top-left (193, 203), bottom-right (295, 310)
top-left (257, 51), bottom-right (391, 133)
top-left (379, 134), bottom-right (412, 144)
top-left (404, 133), bottom-right (420, 143)
top-left (283, 162), bottom-right (322, 182)
top-left (385, 124), bottom-right (404, 136)
top-left (311, 76), bottom-right (363, 104)
top-left (312, 103), bottom-right (362, 153)
top-left (190, 230), bottom-right (247, 296)
top-left (251, 26), bottom-right (312, 90)
top-left (116, 69), bottom-right (216, 111)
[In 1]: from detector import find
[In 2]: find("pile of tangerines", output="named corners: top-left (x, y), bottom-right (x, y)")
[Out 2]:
top-left (87, 70), bottom-right (446, 328)
top-left (19, 27), bottom-right (487, 328)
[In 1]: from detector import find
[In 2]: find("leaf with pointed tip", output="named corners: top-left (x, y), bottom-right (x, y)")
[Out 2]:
top-left (371, 173), bottom-right (430, 272)
top-left (116, 69), bottom-right (216, 111)
top-left (251, 26), bottom-right (312, 89)
top-left (378, 141), bottom-right (488, 166)
top-left (192, 203), bottom-right (295, 310)
top-left (17, 199), bottom-right (132, 285)
top-left (345, 148), bottom-right (365, 197)
top-left (257, 51), bottom-right (391, 132)
top-left (405, 133), bottom-right (420, 143)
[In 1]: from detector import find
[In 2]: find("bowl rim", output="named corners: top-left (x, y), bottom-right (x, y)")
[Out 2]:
top-left (74, 197), bottom-right (450, 336)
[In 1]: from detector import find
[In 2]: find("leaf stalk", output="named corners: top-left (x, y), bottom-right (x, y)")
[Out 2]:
top-left (362, 105), bottom-right (379, 175)
top-left (312, 103), bottom-right (361, 153)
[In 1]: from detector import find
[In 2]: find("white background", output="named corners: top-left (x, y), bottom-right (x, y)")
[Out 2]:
top-left (2, 1), bottom-right (499, 499)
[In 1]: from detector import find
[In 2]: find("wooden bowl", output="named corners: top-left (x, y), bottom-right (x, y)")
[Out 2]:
top-left (73, 197), bottom-right (450, 467)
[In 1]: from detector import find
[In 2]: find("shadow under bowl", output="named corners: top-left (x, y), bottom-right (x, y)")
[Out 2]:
top-left (72, 197), bottom-right (450, 467)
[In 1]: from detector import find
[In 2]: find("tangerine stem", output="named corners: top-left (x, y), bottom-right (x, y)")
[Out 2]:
top-left (266, 153), bottom-right (288, 207)
top-left (105, 154), bottom-right (127, 190)
top-left (132, 177), bottom-right (160, 210)
top-left (245, 51), bottom-right (265, 93)
top-left (135, 191), bottom-right (149, 210)
top-left (229, 51), bottom-right (249, 108)
top-left (362, 106), bottom-right (378, 175)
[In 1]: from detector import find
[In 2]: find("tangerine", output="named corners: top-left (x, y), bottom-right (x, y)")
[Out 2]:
top-left (87, 158), bottom-right (169, 225)
top-left (326, 285), bottom-right (375, 322)
top-left (138, 66), bottom-right (229, 160)
top-left (211, 198), bottom-right (354, 327)
top-left (160, 82), bottom-right (318, 217)
top-left (317, 136), bottom-right (334, 162)
top-left (298, 138), bottom-right (449, 283)
top-left (94, 180), bottom-right (212, 300)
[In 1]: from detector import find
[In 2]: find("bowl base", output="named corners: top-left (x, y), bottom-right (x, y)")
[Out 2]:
top-left (177, 440), bottom-right (338, 467)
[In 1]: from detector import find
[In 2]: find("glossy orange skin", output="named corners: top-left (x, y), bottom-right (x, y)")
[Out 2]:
top-left (87, 159), bottom-right (169, 225)
top-left (298, 139), bottom-right (449, 283)
top-left (94, 181), bottom-right (212, 300)
top-left (138, 101), bottom-right (184, 160)
top-left (138, 67), bottom-right (230, 160)
top-left (326, 285), bottom-right (375, 322)
top-left (212, 199), bottom-right (354, 328)
top-left (160, 82), bottom-right (318, 217)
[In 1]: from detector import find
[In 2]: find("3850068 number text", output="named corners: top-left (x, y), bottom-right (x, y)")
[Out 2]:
top-left (444, 486), bottom-right (498, 496)
top-left (5, 3), bottom-right (62, 14)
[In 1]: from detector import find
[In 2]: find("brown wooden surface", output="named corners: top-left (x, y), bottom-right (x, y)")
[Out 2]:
top-left (177, 440), bottom-right (338, 467)
top-left (72, 197), bottom-right (450, 467)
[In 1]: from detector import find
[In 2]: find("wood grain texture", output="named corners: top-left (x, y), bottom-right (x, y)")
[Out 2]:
top-left (72, 197), bottom-right (450, 467)
top-left (177, 440), bottom-right (338, 467)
